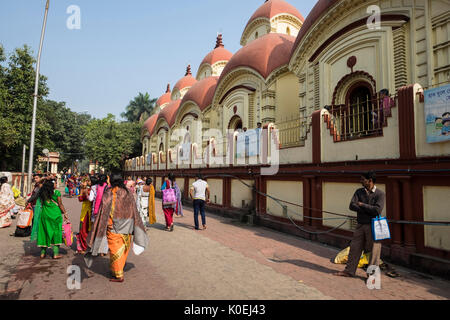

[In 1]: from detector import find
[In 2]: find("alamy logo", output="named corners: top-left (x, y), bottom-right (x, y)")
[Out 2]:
top-left (367, 5), bottom-right (381, 30)
top-left (67, 5), bottom-right (81, 30)
top-left (366, 265), bottom-right (381, 290)
top-left (67, 265), bottom-right (81, 290)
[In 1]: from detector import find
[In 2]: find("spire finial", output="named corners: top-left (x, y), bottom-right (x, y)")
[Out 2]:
top-left (185, 65), bottom-right (192, 76)
top-left (166, 83), bottom-right (171, 93)
top-left (215, 34), bottom-right (224, 49)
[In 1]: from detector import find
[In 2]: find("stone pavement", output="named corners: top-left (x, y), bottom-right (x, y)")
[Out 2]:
top-left (1, 190), bottom-right (450, 300)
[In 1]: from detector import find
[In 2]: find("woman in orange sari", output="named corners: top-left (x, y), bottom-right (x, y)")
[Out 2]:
top-left (85, 174), bottom-right (149, 282)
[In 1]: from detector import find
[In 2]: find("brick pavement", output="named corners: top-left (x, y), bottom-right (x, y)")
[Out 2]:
top-left (1, 191), bottom-right (450, 300)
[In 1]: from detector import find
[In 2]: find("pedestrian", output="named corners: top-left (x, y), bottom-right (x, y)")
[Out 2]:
top-left (90, 174), bottom-right (109, 256)
top-left (76, 176), bottom-right (92, 254)
top-left (334, 171), bottom-right (385, 278)
top-left (189, 174), bottom-right (210, 230)
top-left (0, 176), bottom-right (15, 228)
top-left (173, 178), bottom-right (184, 218)
top-left (67, 177), bottom-right (75, 198)
top-left (161, 173), bottom-right (177, 231)
top-left (92, 174), bottom-right (108, 222)
top-left (146, 178), bottom-right (156, 226)
top-left (85, 173), bottom-right (149, 283)
top-left (136, 179), bottom-right (148, 227)
top-left (126, 179), bottom-right (137, 200)
top-left (30, 178), bottom-right (69, 259)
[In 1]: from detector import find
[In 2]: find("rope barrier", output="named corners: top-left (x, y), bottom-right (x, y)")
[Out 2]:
top-left (203, 173), bottom-right (450, 235)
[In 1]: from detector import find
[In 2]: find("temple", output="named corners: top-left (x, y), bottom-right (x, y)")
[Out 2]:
top-left (126, 0), bottom-right (450, 278)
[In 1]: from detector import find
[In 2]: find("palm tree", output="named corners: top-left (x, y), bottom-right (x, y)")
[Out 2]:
top-left (121, 92), bottom-right (156, 123)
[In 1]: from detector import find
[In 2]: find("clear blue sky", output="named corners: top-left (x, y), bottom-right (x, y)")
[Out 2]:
top-left (0, 0), bottom-right (315, 120)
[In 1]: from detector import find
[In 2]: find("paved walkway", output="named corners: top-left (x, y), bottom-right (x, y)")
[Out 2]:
top-left (1, 191), bottom-right (450, 300)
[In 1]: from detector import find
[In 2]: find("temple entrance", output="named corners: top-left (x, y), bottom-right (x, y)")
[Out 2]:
top-left (228, 115), bottom-right (243, 132)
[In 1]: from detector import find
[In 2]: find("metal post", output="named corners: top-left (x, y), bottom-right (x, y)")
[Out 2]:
top-left (20, 145), bottom-right (27, 195)
top-left (27, 0), bottom-right (50, 193)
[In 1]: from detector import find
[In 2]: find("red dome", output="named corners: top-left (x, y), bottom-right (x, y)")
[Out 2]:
top-left (143, 114), bottom-right (158, 136)
top-left (245, 0), bottom-right (305, 29)
top-left (220, 33), bottom-right (295, 81)
top-left (156, 84), bottom-right (172, 107)
top-left (181, 76), bottom-right (219, 111)
top-left (174, 65), bottom-right (197, 92)
top-left (198, 34), bottom-right (233, 70)
top-left (291, 0), bottom-right (340, 57)
top-left (157, 99), bottom-right (182, 127)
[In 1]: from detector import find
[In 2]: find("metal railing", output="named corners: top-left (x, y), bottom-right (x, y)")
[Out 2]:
top-left (275, 113), bottom-right (310, 148)
top-left (325, 95), bottom-right (397, 142)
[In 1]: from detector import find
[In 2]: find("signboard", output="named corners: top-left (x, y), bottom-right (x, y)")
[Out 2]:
top-left (180, 143), bottom-right (191, 162)
top-left (424, 84), bottom-right (450, 143)
top-left (236, 130), bottom-right (260, 158)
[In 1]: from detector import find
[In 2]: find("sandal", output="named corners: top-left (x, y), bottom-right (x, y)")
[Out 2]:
top-left (110, 277), bottom-right (124, 283)
top-left (53, 255), bottom-right (62, 260)
top-left (333, 271), bottom-right (354, 277)
top-left (386, 271), bottom-right (400, 278)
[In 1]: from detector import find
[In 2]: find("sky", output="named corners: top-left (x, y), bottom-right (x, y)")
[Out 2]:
top-left (0, 0), bottom-right (316, 120)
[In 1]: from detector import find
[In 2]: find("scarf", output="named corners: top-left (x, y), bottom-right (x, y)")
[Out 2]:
top-left (86, 187), bottom-right (149, 258)
top-left (93, 183), bottom-right (106, 215)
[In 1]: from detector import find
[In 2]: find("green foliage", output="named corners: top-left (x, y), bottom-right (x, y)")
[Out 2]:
top-left (84, 114), bottom-right (141, 173)
top-left (0, 43), bottom-right (152, 173)
top-left (0, 44), bottom-right (90, 172)
top-left (121, 92), bottom-right (156, 123)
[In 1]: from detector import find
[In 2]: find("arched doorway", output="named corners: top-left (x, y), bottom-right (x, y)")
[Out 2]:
top-left (228, 115), bottom-right (243, 132)
top-left (346, 83), bottom-right (374, 136)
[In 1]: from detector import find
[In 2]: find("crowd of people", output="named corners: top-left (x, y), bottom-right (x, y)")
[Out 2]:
top-left (0, 169), bottom-right (211, 282)
top-left (0, 169), bottom-right (390, 283)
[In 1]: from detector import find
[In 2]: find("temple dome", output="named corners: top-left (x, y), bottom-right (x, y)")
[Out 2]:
top-left (246, 0), bottom-right (305, 27)
top-left (197, 34), bottom-right (233, 77)
top-left (143, 114), bottom-right (158, 136)
top-left (157, 99), bottom-right (182, 127)
top-left (220, 33), bottom-right (295, 81)
top-left (181, 76), bottom-right (219, 111)
top-left (174, 65), bottom-right (197, 92)
top-left (156, 84), bottom-right (172, 107)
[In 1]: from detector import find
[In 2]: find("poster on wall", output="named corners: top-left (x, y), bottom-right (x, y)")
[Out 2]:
top-left (180, 143), bottom-right (191, 162)
top-left (424, 84), bottom-right (450, 143)
top-left (236, 133), bottom-right (246, 158)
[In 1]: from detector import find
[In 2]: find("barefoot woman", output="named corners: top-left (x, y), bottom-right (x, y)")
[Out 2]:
top-left (86, 174), bottom-right (149, 282)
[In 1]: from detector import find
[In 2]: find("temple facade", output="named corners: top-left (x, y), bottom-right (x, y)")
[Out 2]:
top-left (126, 0), bottom-right (450, 278)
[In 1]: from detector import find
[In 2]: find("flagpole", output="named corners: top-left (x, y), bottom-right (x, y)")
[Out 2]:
top-left (27, 0), bottom-right (50, 194)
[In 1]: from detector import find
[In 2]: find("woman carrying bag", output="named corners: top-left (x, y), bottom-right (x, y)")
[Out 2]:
top-left (161, 173), bottom-right (177, 232)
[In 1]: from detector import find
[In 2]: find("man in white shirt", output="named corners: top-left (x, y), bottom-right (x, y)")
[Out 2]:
top-left (189, 174), bottom-right (210, 230)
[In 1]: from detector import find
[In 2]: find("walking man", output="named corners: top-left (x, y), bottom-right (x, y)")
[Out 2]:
top-left (189, 174), bottom-right (210, 230)
top-left (334, 171), bottom-right (385, 278)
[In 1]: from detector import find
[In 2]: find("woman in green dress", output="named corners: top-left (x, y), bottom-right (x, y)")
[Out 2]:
top-left (31, 179), bottom-right (69, 259)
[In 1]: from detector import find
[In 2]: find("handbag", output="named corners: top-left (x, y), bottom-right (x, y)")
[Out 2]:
top-left (16, 207), bottom-right (33, 228)
top-left (162, 181), bottom-right (177, 207)
top-left (372, 215), bottom-right (391, 241)
top-left (62, 221), bottom-right (73, 247)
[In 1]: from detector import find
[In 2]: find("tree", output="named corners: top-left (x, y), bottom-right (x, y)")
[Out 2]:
top-left (121, 92), bottom-right (156, 123)
top-left (84, 114), bottom-right (141, 172)
top-left (0, 44), bottom-right (93, 172)
top-left (0, 44), bottom-right (50, 171)
top-left (40, 100), bottom-right (91, 169)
